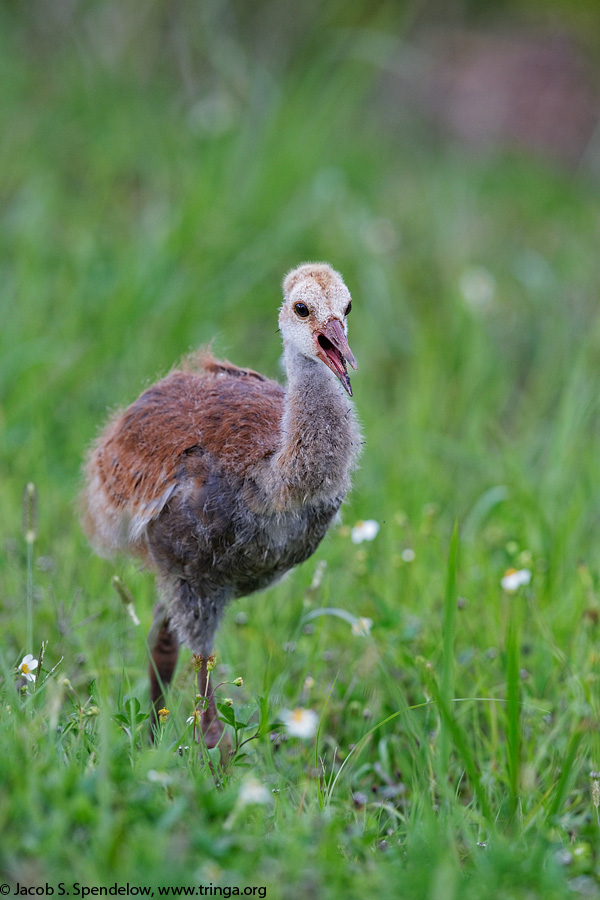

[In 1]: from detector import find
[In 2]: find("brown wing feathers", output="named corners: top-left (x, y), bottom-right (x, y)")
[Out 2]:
top-left (82, 352), bottom-right (284, 557)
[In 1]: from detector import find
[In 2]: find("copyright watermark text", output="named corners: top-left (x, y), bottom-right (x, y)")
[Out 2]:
top-left (1, 886), bottom-right (266, 899)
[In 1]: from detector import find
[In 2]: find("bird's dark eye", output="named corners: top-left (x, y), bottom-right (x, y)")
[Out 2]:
top-left (294, 302), bottom-right (310, 318)
top-left (345, 301), bottom-right (352, 316)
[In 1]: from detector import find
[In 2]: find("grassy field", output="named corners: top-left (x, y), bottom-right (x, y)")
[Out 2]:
top-left (2, 4), bottom-right (600, 897)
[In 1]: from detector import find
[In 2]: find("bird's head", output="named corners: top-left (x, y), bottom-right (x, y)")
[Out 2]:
top-left (279, 262), bottom-right (357, 396)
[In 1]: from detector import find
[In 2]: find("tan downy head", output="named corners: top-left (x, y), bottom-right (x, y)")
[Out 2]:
top-left (279, 263), bottom-right (357, 395)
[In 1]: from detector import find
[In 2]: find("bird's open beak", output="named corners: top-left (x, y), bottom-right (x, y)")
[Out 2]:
top-left (315, 318), bottom-right (358, 396)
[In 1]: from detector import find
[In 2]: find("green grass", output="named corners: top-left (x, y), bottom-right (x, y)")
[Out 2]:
top-left (2, 3), bottom-right (600, 897)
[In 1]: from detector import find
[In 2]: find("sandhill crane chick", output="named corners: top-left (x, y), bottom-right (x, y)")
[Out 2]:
top-left (81, 263), bottom-right (362, 748)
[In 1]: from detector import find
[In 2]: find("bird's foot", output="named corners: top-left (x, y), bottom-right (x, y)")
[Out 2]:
top-left (199, 692), bottom-right (233, 769)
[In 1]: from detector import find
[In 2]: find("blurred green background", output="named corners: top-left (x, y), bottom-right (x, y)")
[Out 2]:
top-left (2, 1), bottom-right (600, 897)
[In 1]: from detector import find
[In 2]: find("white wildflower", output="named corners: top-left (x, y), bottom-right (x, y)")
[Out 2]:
top-left (459, 265), bottom-right (495, 311)
top-left (351, 520), bottom-right (379, 544)
top-left (280, 707), bottom-right (319, 739)
top-left (501, 568), bottom-right (532, 593)
top-left (147, 770), bottom-right (171, 785)
top-left (19, 654), bottom-right (38, 682)
top-left (186, 710), bottom-right (202, 726)
top-left (351, 616), bottom-right (373, 637)
top-left (224, 776), bottom-right (272, 830)
top-left (238, 777), bottom-right (271, 807)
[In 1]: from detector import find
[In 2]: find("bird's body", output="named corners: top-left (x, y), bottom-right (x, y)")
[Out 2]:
top-left (81, 263), bottom-right (361, 743)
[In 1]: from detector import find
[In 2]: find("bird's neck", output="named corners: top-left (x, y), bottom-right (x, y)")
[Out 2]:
top-left (261, 344), bottom-right (361, 510)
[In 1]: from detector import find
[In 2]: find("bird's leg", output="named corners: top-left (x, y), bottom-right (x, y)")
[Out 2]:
top-left (197, 655), bottom-right (229, 755)
top-left (148, 602), bottom-right (179, 735)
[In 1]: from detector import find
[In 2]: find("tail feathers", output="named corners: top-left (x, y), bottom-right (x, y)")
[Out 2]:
top-left (79, 469), bottom-right (176, 560)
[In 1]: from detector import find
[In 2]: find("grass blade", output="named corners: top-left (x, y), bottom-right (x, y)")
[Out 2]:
top-left (505, 614), bottom-right (521, 828)
top-left (428, 678), bottom-right (493, 823)
top-left (547, 727), bottom-right (584, 822)
top-left (440, 520), bottom-right (460, 776)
